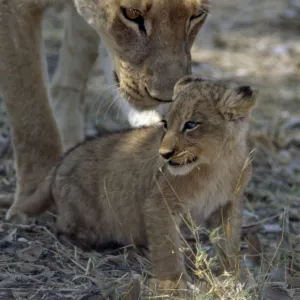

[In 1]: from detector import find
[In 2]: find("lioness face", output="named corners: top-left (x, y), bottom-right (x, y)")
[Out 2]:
top-left (74, 0), bottom-right (209, 108)
top-left (159, 76), bottom-right (256, 176)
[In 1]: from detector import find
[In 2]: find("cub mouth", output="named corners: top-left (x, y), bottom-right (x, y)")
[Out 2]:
top-left (168, 157), bottom-right (198, 167)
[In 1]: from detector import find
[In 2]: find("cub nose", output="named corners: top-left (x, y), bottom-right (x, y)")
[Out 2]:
top-left (159, 149), bottom-right (175, 160)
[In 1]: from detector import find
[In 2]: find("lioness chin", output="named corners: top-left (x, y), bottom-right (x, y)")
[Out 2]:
top-left (6, 76), bottom-right (256, 292)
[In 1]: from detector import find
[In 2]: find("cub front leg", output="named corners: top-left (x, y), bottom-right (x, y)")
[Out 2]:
top-left (210, 198), bottom-right (245, 280)
top-left (211, 163), bottom-right (252, 280)
top-left (144, 196), bottom-right (188, 292)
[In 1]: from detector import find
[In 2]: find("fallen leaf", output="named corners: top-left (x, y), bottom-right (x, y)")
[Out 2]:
top-left (0, 228), bottom-right (17, 243)
top-left (262, 285), bottom-right (293, 300)
top-left (16, 243), bottom-right (43, 262)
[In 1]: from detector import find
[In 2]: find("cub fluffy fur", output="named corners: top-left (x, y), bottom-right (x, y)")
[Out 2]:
top-left (7, 76), bottom-right (256, 289)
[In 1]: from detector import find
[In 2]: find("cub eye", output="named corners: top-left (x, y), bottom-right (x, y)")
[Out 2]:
top-left (121, 7), bottom-right (146, 33)
top-left (161, 120), bottom-right (168, 131)
top-left (183, 121), bottom-right (199, 132)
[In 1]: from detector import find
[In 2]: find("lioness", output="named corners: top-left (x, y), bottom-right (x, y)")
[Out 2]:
top-left (6, 77), bottom-right (256, 291)
top-left (0, 0), bottom-right (209, 215)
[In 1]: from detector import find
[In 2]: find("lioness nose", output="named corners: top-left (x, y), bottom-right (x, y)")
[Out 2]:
top-left (159, 149), bottom-right (175, 160)
top-left (147, 87), bottom-right (173, 102)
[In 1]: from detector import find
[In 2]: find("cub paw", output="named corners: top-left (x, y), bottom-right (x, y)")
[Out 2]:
top-left (148, 278), bottom-right (188, 297)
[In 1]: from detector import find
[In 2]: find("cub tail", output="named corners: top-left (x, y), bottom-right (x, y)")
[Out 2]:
top-left (5, 167), bottom-right (56, 222)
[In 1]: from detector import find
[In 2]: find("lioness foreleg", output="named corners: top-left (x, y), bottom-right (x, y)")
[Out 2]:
top-left (0, 1), bottom-right (63, 212)
top-left (50, 2), bottom-right (99, 150)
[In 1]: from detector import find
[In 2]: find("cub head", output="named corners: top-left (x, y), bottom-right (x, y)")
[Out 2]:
top-left (159, 76), bottom-right (257, 176)
top-left (74, 0), bottom-right (209, 108)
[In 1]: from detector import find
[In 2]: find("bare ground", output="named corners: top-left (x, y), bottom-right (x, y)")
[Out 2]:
top-left (0, 0), bottom-right (300, 299)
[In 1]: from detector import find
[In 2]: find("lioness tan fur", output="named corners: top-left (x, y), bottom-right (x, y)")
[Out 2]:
top-left (6, 76), bottom-right (256, 290)
top-left (0, 0), bottom-right (209, 216)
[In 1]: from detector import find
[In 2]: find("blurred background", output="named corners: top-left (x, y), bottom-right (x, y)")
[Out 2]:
top-left (0, 0), bottom-right (299, 298)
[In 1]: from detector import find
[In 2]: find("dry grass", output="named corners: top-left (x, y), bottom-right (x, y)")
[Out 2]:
top-left (0, 218), bottom-right (150, 299)
top-left (0, 213), bottom-right (254, 299)
top-left (0, 0), bottom-right (300, 299)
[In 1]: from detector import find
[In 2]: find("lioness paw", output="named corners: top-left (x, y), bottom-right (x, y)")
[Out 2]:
top-left (5, 206), bottom-right (28, 223)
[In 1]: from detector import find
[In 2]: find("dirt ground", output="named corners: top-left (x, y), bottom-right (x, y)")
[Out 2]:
top-left (0, 0), bottom-right (300, 299)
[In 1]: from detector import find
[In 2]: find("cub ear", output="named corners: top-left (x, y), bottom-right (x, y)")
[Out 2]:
top-left (219, 85), bottom-right (257, 121)
top-left (173, 76), bottom-right (204, 100)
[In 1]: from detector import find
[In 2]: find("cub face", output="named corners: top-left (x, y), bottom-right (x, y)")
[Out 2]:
top-left (159, 76), bottom-right (257, 176)
top-left (74, 0), bottom-right (209, 108)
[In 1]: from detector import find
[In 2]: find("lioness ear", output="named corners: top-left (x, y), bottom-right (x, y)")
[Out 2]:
top-left (219, 85), bottom-right (257, 121)
top-left (74, 0), bottom-right (98, 27)
top-left (173, 76), bottom-right (204, 100)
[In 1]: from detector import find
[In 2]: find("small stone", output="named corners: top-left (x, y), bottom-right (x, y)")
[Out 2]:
top-left (17, 237), bottom-right (30, 243)
top-left (278, 150), bottom-right (292, 165)
top-left (272, 45), bottom-right (289, 56)
top-left (284, 9), bottom-right (297, 18)
top-left (263, 224), bottom-right (282, 233)
top-left (289, 208), bottom-right (300, 221)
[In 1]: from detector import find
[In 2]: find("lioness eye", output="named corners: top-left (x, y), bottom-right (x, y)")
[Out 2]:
top-left (121, 7), bottom-right (146, 33)
top-left (190, 10), bottom-right (207, 22)
top-left (183, 121), bottom-right (199, 132)
top-left (124, 8), bottom-right (140, 20)
top-left (161, 120), bottom-right (168, 131)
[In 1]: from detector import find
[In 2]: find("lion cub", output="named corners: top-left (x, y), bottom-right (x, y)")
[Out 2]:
top-left (7, 76), bottom-right (256, 289)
